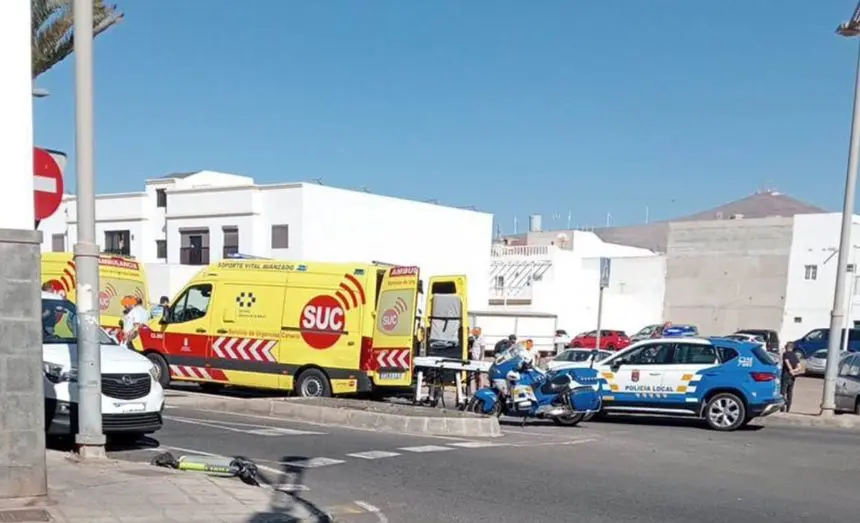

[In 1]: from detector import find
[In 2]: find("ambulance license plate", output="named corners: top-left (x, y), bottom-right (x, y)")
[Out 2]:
top-left (379, 372), bottom-right (405, 381)
top-left (114, 402), bottom-right (145, 414)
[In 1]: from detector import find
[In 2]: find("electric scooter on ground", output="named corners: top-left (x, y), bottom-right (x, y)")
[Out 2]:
top-left (466, 346), bottom-right (601, 426)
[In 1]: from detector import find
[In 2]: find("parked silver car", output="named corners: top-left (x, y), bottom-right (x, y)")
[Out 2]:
top-left (836, 353), bottom-right (860, 414)
top-left (805, 349), bottom-right (828, 376)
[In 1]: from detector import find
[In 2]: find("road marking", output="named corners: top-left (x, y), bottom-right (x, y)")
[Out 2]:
top-left (280, 457), bottom-right (346, 468)
top-left (507, 438), bottom-right (597, 448)
top-left (346, 450), bottom-right (402, 460)
top-left (165, 415), bottom-right (326, 436)
top-left (399, 445), bottom-right (452, 453)
top-left (446, 441), bottom-right (507, 448)
top-left (169, 406), bottom-right (472, 441)
top-left (354, 500), bottom-right (389, 523)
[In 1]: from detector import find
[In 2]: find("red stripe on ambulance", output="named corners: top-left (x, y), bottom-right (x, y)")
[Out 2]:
top-left (211, 337), bottom-right (277, 363)
top-left (375, 349), bottom-right (410, 369)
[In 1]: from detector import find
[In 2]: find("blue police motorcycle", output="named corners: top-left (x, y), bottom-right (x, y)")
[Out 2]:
top-left (467, 346), bottom-right (602, 426)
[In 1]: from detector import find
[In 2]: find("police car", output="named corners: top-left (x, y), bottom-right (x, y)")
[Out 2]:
top-left (594, 336), bottom-right (783, 431)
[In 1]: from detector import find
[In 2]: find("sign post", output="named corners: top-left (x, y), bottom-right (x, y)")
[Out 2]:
top-left (33, 147), bottom-right (64, 227)
top-left (595, 258), bottom-right (611, 350)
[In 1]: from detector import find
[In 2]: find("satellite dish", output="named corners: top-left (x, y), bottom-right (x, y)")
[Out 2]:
top-left (556, 233), bottom-right (569, 247)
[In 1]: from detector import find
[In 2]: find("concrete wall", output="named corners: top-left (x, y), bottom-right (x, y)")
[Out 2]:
top-left (781, 213), bottom-right (860, 343)
top-left (664, 217), bottom-right (793, 336)
top-left (0, 230), bottom-right (47, 498)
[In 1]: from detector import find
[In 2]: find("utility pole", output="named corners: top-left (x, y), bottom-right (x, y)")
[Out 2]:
top-left (595, 258), bottom-right (611, 351)
top-left (73, 0), bottom-right (105, 456)
top-left (823, 2), bottom-right (860, 416)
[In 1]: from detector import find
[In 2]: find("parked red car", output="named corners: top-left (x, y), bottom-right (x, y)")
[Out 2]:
top-left (569, 330), bottom-right (631, 351)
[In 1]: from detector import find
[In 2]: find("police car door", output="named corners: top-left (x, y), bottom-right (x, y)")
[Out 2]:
top-left (659, 341), bottom-right (719, 409)
top-left (603, 341), bottom-right (674, 407)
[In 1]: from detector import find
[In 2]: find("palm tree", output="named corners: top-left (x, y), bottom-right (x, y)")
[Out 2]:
top-left (32, 0), bottom-right (123, 80)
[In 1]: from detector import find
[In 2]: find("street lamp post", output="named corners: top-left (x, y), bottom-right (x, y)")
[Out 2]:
top-left (822, 3), bottom-right (860, 415)
top-left (72, 0), bottom-right (105, 457)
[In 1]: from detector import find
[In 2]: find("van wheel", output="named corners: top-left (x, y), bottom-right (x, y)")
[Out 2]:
top-left (295, 369), bottom-right (332, 398)
top-left (146, 353), bottom-right (170, 389)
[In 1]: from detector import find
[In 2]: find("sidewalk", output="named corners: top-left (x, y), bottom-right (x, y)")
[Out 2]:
top-left (0, 451), bottom-right (369, 523)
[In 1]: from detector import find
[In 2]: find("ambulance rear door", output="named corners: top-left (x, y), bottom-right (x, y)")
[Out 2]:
top-left (424, 275), bottom-right (469, 361)
top-left (371, 266), bottom-right (421, 387)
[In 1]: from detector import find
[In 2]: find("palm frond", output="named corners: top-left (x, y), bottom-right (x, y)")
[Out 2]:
top-left (32, 0), bottom-right (124, 79)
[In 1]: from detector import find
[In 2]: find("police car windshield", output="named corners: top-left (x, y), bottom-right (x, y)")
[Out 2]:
top-left (42, 299), bottom-right (116, 345)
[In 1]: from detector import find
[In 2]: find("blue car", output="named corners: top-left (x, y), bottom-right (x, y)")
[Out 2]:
top-left (792, 328), bottom-right (860, 358)
top-left (593, 337), bottom-right (783, 431)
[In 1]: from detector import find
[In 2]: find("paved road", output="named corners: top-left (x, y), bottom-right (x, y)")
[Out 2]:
top-left (96, 406), bottom-right (860, 523)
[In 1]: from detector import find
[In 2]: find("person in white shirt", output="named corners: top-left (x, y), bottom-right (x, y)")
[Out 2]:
top-left (123, 297), bottom-right (151, 349)
top-left (469, 328), bottom-right (486, 393)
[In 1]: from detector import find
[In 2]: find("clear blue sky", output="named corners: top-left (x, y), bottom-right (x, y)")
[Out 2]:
top-left (33, 0), bottom-right (860, 232)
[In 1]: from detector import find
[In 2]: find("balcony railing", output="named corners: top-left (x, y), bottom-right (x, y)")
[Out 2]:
top-left (180, 247), bottom-right (210, 266)
top-left (491, 244), bottom-right (550, 258)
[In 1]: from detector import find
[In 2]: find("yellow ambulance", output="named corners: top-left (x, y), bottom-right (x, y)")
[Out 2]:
top-left (135, 260), bottom-right (469, 396)
top-left (41, 252), bottom-right (150, 340)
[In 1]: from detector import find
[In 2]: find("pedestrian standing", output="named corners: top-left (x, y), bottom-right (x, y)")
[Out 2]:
top-left (781, 342), bottom-right (803, 412)
top-left (469, 328), bottom-right (486, 393)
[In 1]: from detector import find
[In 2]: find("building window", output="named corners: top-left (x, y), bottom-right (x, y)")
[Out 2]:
top-left (104, 230), bottom-right (130, 256)
top-left (804, 264), bottom-right (818, 281)
top-left (51, 234), bottom-right (65, 252)
top-left (156, 188), bottom-right (167, 208)
top-left (180, 229), bottom-right (209, 265)
top-left (271, 224), bottom-right (289, 249)
top-left (156, 240), bottom-right (167, 259)
top-left (850, 263), bottom-right (857, 273)
top-left (223, 226), bottom-right (239, 258)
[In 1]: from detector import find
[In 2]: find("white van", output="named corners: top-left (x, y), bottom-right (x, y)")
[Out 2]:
top-left (42, 292), bottom-right (164, 438)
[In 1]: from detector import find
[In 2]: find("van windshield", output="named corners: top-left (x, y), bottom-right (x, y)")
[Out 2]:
top-left (43, 299), bottom-right (117, 345)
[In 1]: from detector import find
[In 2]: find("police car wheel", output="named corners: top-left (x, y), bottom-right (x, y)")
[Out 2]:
top-left (296, 369), bottom-right (332, 398)
top-left (704, 393), bottom-right (746, 431)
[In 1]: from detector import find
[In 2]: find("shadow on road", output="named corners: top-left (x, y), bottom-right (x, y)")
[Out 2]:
top-left (499, 414), bottom-right (764, 432)
top-left (251, 456), bottom-right (332, 523)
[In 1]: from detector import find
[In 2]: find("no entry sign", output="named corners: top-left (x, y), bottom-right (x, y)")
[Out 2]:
top-left (33, 147), bottom-right (64, 221)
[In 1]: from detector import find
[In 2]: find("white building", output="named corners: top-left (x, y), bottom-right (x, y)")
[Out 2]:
top-left (488, 230), bottom-right (666, 336)
top-left (663, 212), bottom-right (860, 344)
top-left (39, 171), bottom-right (493, 305)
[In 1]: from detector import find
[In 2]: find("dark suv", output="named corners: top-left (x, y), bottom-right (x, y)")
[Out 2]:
top-left (735, 329), bottom-right (780, 353)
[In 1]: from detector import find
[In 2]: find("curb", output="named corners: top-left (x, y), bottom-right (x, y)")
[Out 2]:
top-left (168, 393), bottom-right (502, 438)
top-left (756, 412), bottom-right (860, 430)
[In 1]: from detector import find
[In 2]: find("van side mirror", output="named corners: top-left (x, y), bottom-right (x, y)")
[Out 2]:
top-left (159, 309), bottom-right (170, 325)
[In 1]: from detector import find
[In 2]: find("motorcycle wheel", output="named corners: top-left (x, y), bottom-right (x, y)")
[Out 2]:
top-left (466, 397), bottom-right (501, 417)
top-left (552, 412), bottom-right (585, 426)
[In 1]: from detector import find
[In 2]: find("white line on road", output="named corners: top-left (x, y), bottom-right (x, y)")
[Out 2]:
top-left (399, 445), bottom-right (453, 453)
top-left (446, 441), bottom-right (507, 448)
top-left (169, 407), bottom-right (473, 441)
top-left (345, 450), bottom-right (402, 460)
top-left (280, 457), bottom-right (346, 468)
top-left (507, 438), bottom-right (597, 448)
top-left (165, 415), bottom-right (326, 436)
top-left (354, 500), bottom-right (389, 523)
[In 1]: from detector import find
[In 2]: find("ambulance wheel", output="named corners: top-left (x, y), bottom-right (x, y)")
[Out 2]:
top-left (295, 369), bottom-right (332, 398)
top-left (146, 352), bottom-right (170, 389)
top-left (552, 412), bottom-right (584, 426)
top-left (704, 392), bottom-right (746, 431)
